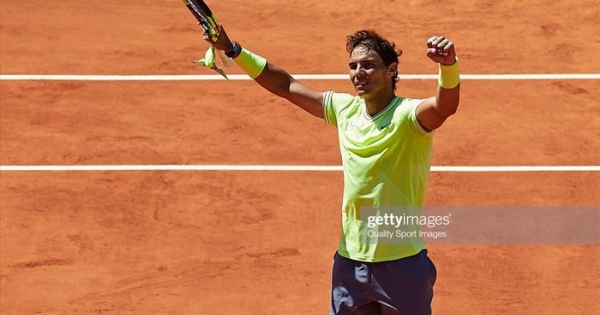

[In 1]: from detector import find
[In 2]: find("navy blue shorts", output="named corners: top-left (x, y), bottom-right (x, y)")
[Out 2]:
top-left (330, 250), bottom-right (437, 315)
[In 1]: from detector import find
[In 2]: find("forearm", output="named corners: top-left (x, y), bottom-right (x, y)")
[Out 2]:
top-left (207, 28), bottom-right (322, 116)
top-left (436, 84), bottom-right (460, 117)
top-left (253, 62), bottom-right (297, 99)
top-left (435, 58), bottom-right (461, 117)
top-left (229, 44), bottom-right (324, 118)
top-left (232, 46), bottom-right (295, 98)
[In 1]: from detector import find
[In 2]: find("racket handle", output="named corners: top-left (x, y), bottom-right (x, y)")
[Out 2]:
top-left (217, 50), bottom-right (234, 68)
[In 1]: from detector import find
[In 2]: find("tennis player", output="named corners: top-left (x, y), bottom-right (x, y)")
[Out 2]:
top-left (205, 27), bottom-right (460, 315)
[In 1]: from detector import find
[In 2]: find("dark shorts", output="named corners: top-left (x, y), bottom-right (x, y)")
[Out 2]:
top-left (330, 250), bottom-right (437, 315)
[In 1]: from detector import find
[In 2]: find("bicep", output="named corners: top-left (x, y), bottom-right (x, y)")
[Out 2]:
top-left (286, 80), bottom-right (325, 119)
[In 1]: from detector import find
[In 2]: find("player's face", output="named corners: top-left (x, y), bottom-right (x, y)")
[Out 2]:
top-left (348, 46), bottom-right (394, 98)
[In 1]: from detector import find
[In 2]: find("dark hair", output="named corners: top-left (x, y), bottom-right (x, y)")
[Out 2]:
top-left (346, 29), bottom-right (403, 89)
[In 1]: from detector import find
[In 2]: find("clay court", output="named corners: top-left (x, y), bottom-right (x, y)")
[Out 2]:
top-left (1, 0), bottom-right (599, 314)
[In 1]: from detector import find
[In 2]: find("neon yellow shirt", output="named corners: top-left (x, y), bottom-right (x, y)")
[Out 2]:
top-left (322, 91), bottom-right (434, 262)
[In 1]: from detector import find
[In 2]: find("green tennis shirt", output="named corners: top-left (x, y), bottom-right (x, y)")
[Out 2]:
top-left (322, 91), bottom-right (434, 262)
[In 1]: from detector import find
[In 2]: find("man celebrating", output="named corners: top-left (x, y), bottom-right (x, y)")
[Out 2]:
top-left (205, 26), bottom-right (460, 315)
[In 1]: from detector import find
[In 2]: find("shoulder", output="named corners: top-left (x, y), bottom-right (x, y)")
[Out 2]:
top-left (322, 91), bottom-right (361, 126)
top-left (394, 96), bottom-right (433, 136)
top-left (324, 91), bottom-right (360, 108)
top-left (391, 96), bottom-right (426, 118)
top-left (398, 96), bottom-right (426, 110)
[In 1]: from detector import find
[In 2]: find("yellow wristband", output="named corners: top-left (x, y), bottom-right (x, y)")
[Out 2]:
top-left (438, 57), bottom-right (460, 89)
top-left (234, 47), bottom-right (267, 79)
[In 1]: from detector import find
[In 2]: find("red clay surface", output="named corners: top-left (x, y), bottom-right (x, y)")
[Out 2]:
top-left (1, 0), bottom-right (599, 314)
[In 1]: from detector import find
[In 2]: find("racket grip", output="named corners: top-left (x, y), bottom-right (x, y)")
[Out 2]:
top-left (217, 50), bottom-right (234, 68)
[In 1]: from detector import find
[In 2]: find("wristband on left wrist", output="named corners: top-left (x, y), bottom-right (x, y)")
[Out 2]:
top-left (438, 57), bottom-right (460, 89)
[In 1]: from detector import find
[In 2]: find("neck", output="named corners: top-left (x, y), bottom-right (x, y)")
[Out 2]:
top-left (363, 90), bottom-right (396, 117)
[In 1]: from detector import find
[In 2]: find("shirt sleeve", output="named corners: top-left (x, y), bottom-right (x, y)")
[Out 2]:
top-left (322, 91), bottom-right (356, 128)
top-left (406, 98), bottom-right (435, 137)
top-left (322, 91), bottom-right (337, 126)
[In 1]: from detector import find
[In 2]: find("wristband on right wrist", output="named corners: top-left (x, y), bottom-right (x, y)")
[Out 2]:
top-left (234, 47), bottom-right (267, 79)
top-left (438, 57), bottom-right (460, 89)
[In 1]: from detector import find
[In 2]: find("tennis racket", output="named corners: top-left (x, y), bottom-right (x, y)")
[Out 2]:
top-left (182, 0), bottom-right (233, 74)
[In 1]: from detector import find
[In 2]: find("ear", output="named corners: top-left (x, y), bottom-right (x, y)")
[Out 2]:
top-left (388, 62), bottom-right (398, 77)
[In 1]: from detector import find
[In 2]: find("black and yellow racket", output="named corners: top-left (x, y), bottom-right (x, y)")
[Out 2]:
top-left (182, 0), bottom-right (233, 78)
top-left (182, 0), bottom-right (221, 41)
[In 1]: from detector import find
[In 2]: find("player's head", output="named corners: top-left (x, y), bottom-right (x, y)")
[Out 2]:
top-left (346, 30), bottom-right (402, 97)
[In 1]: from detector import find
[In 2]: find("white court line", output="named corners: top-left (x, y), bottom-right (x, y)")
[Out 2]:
top-left (0, 165), bottom-right (598, 172)
top-left (0, 74), bottom-right (599, 81)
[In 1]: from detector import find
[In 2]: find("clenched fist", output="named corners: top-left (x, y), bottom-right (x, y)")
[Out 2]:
top-left (426, 36), bottom-right (457, 65)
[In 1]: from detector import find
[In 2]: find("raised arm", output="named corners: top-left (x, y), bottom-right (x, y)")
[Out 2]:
top-left (415, 35), bottom-right (461, 132)
top-left (207, 27), bottom-right (325, 119)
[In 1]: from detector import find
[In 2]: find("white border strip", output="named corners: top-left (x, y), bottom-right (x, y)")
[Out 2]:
top-left (0, 165), bottom-right (598, 172)
top-left (0, 74), bottom-right (599, 81)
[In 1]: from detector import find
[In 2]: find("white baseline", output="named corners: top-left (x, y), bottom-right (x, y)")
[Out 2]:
top-left (0, 165), bottom-right (598, 172)
top-left (0, 74), bottom-right (599, 81)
